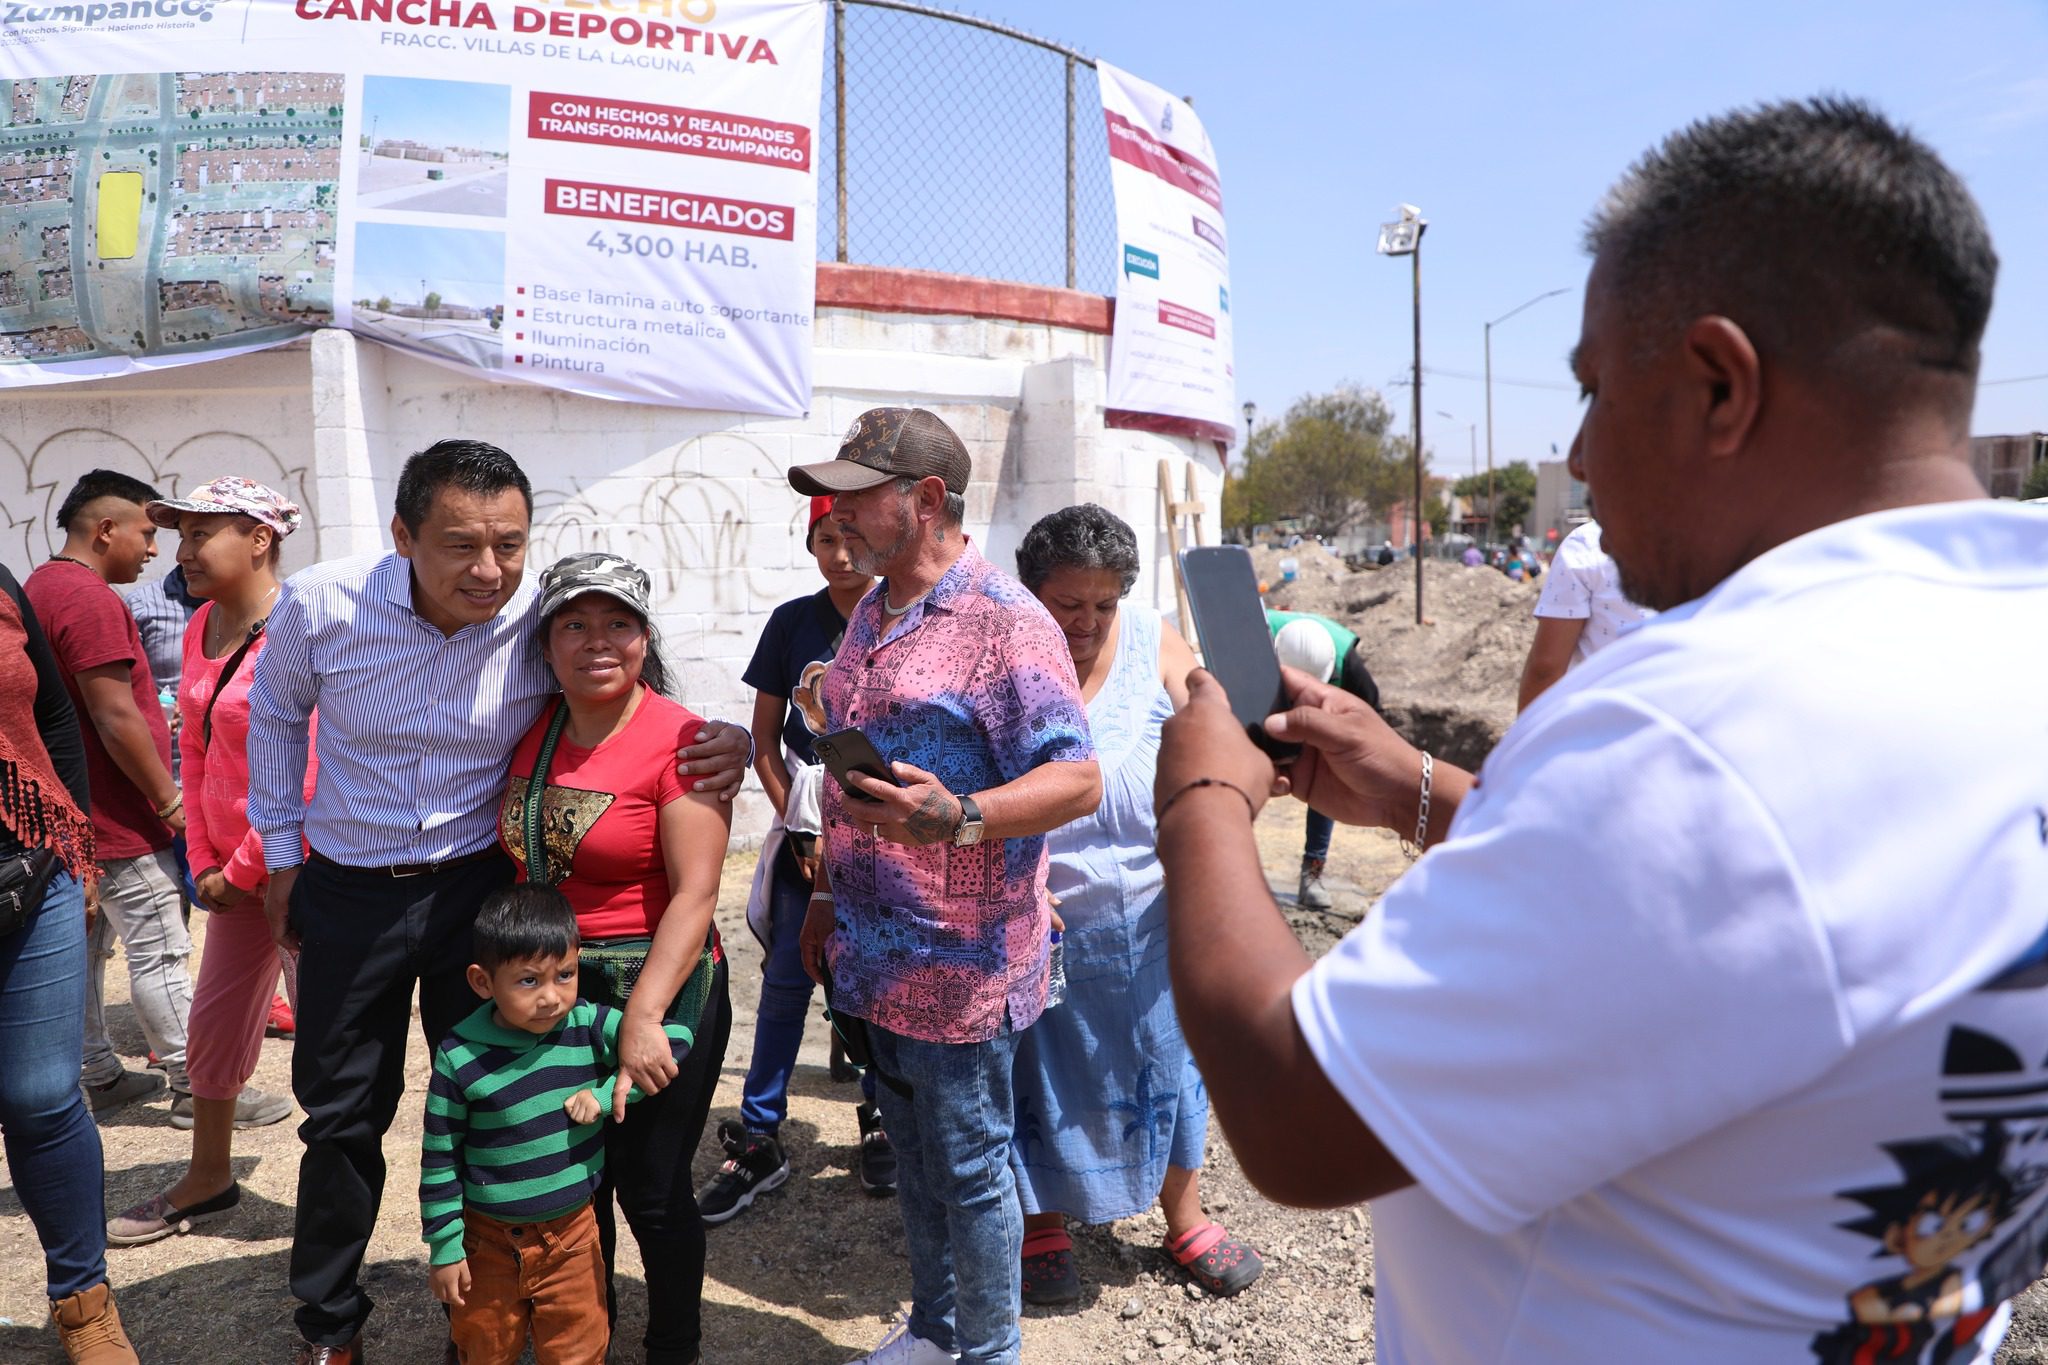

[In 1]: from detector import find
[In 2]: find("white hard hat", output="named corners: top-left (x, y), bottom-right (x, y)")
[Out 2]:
top-left (1273, 619), bottom-right (1337, 684)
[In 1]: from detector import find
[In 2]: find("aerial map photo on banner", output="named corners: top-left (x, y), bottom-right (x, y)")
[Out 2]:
top-left (0, 0), bottom-right (823, 413)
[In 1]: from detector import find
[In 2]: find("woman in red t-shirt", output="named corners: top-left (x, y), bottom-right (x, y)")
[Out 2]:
top-left (496, 552), bottom-right (733, 1364)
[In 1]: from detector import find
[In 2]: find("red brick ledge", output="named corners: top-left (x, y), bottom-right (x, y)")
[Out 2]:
top-left (816, 262), bottom-right (1113, 334)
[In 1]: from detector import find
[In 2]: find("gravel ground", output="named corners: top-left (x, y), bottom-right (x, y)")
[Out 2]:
top-left (6, 804), bottom-right (2044, 1362)
top-left (1250, 543), bottom-right (1541, 771)
top-left (0, 812), bottom-right (1400, 1365)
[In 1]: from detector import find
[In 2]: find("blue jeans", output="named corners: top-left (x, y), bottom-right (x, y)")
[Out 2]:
top-left (1303, 809), bottom-right (1334, 863)
top-left (0, 873), bottom-right (110, 1300)
top-left (739, 848), bottom-right (873, 1133)
top-left (868, 1023), bottom-right (1023, 1365)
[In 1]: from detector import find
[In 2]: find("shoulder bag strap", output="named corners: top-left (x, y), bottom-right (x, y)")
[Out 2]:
top-left (200, 618), bottom-right (266, 750)
top-left (521, 701), bottom-right (573, 886)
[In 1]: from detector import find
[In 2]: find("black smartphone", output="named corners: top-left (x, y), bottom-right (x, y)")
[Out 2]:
top-left (1179, 545), bottom-right (1301, 761)
top-left (814, 728), bottom-right (903, 801)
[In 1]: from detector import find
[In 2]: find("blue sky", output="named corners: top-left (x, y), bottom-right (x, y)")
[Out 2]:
top-left (895, 0), bottom-right (2048, 475)
top-left (353, 223), bottom-right (504, 309)
top-left (360, 76), bottom-right (510, 155)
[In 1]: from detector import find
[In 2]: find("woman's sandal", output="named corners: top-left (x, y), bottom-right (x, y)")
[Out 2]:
top-left (1021, 1227), bottom-right (1082, 1306)
top-left (1166, 1221), bottom-right (1265, 1297)
top-left (106, 1182), bottom-right (241, 1248)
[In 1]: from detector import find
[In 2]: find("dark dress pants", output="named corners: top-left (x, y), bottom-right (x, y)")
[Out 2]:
top-left (593, 956), bottom-right (731, 1364)
top-left (287, 851), bottom-right (514, 1347)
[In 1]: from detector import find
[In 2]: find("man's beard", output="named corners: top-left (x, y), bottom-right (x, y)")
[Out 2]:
top-left (846, 502), bottom-right (917, 576)
top-left (1614, 555), bottom-right (1683, 612)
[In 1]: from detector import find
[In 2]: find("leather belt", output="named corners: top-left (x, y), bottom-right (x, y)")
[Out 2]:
top-left (308, 847), bottom-right (501, 880)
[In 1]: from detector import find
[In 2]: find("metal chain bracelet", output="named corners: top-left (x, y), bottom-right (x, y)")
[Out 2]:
top-left (1399, 751), bottom-right (1434, 860)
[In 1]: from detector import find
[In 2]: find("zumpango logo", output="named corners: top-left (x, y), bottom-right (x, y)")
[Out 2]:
top-left (3, 0), bottom-right (219, 27)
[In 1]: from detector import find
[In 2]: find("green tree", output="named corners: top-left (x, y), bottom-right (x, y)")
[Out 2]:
top-left (1221, 465), bottom-right (1257, 537)
top-left (374, 294), bottom-right (391, 312)
top-left (422, 291), bottom-right (442, 315)
top-left (2021, 458), bottom-right (2048, 501)
top-left (1453, 460), bottom-right (1538, 538)
top-left (1230, 384), bottom-right (1407, 540)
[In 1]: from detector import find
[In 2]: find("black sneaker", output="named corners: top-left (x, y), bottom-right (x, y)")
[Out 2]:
top-left (856, 1101), bottom-right (897, 1196)
top-left (699, 1120), bottom-right (789, 1225)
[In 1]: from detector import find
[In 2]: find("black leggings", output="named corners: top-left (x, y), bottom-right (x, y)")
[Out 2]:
top-left (593, 956), bottom-right (732, 1364)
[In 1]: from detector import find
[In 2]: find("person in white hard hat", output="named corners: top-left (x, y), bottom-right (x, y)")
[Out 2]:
top-left (1263, 611), bottom-right (1379, 912)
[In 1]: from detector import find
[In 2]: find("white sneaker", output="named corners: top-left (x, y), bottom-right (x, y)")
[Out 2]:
top-left (843, 1314), bottom-right (958, 1365)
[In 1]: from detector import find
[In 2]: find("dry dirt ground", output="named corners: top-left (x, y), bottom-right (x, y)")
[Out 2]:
top-left (0, 813), bottom-right (1407, 1365)
top-left (1250, 543), bottom-right (1540, 773)
top-left (7, 540), bottom-right (2046, 1361)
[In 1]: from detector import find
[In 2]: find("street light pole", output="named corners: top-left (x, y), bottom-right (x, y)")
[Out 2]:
top-left (1242, 400), bottom-right (1256, 453)
top-left (1377, 205), bottom-right (1427, 625)
top-left (1410, 247), bottom-right (1424, 616)
top-left (1482, 287), bottom-right (1570, 546)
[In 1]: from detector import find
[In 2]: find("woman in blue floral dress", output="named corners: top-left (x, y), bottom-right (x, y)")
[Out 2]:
top-left (1010, 505), bottom-right (1264, 1305)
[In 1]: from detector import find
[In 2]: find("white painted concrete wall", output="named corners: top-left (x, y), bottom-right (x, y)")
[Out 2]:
top-left (0, 310), bottom-right (1223, 842)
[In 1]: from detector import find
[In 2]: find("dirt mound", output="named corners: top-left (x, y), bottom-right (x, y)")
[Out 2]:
top-left (1248, 546), bottom-right (1539, 769)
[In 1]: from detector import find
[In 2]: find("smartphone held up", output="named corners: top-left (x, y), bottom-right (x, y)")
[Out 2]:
top-left (1178, 546), bottom-right (1300, 762)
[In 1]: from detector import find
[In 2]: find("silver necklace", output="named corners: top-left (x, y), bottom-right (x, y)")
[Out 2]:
top-left (881, 585), bottom-right (923, 617)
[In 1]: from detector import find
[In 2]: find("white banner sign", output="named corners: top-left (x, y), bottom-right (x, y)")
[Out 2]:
top-left (0, 0), bottom-right (823, 413)
top-left (1097, 58), bottom-right (1234, 446)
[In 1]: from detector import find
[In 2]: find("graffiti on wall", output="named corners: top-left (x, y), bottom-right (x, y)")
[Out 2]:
top-left (1, 427), bottom-right (316, 574)
top-left (529, 431), bottom-right (808, 651)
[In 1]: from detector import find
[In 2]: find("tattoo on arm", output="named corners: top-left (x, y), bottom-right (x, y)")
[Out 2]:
top-left (906, 790), bottom-right (961, 844)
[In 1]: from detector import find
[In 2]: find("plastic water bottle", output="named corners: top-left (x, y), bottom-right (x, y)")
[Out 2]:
top-left (1278, 556), bottom-right (1300, 583)
top-left (1046, 928), bottom-right (1067, 1008)
top-left (157, 685), bottom-right (177, 728)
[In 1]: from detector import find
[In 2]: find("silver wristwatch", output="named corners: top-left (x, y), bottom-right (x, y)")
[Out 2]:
top-left (952, 795), bottom-right (985, 847)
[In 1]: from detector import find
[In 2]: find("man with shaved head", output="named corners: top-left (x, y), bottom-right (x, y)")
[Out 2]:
top-left (1154, 98), bottom-right (2048, 1363)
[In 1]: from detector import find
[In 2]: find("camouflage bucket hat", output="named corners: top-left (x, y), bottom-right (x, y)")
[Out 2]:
top-left (537, 551), bottom-right (653, 620)
top-left (145, 475), bottom-right (303, 536)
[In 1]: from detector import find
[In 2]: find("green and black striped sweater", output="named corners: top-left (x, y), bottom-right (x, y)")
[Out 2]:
top-left (419, 999), bottom-right (692, 1266)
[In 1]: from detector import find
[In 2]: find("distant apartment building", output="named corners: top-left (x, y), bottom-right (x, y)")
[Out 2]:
top-left (371, 139), bottom-right (499, 164)
top-left (1970, 432), bottom-right (2046, 498)
top-left (1532, 459), bottom-right (1589, 543)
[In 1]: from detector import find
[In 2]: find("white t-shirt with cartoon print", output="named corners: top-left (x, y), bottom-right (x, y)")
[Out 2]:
top-left (1533, 519), bottom-right (1654, 661)
top-left (1295, 501), bottom-right (2048, 1364)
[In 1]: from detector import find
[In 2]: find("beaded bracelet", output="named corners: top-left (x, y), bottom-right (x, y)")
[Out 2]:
top-left (1157, 777), bottom-right (1258, 824)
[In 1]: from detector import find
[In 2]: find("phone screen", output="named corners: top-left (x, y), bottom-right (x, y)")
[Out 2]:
top-left (815, 728), bottom-right (901, 800)
top-left (1179, 546), bottom-right (1300, 761)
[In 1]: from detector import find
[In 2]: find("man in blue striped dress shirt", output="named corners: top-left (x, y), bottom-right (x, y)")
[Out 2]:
top-left (245, 440), bottom-right (749, 1365)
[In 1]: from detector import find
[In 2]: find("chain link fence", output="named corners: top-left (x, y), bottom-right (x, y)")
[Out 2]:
top-left (817, 0), bottom-right (1121, 295)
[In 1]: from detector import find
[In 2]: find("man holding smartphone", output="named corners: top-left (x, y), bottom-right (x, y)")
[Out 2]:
top-left (1151, 100), bottom-right (2048, 1364)
top-left (785, 408), bottom-right (1100, 1365)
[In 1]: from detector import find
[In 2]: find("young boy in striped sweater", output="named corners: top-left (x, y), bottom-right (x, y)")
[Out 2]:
top-left (420, 886), bottom-right (691, 1365)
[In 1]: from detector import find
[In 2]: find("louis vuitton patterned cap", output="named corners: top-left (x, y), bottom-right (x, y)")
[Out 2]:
top-left (787, 407), bottom-right (973, 497)
top-left (537, 551), bottom-right (653, 620)
top-left (145, 475), bottom-right (303, 536)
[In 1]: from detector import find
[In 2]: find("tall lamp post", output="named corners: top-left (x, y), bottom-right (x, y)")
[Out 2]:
top-left (1483, 286), bottom-right (1569, 547)
top-left (1377, 204), bottom-right (1426, 624)
top-left (1242, 400), bottom-right (1256, 453)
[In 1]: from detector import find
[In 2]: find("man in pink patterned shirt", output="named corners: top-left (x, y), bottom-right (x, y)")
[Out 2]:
top-left (789, 408), bottom-right (1099, 1365)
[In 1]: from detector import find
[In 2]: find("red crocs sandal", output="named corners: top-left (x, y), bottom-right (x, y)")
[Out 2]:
top-left (1166, 1221), bottom-right (1264, 1297)
top-left (1022, 1227), bottom-right (1081, 1305)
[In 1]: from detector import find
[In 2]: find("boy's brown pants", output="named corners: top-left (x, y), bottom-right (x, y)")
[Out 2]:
top-left (450, 1203), bottom-right (608, 1365)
